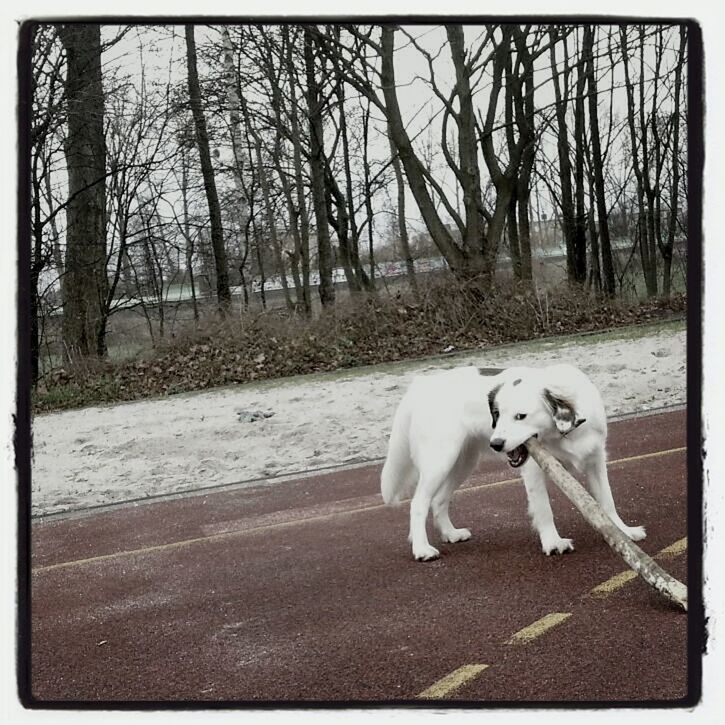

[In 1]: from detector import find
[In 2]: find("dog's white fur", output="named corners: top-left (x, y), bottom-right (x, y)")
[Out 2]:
top-left (381, 364), bottom-right (646, 561)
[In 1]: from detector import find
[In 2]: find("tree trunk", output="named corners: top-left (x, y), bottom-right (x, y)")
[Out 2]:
top-left (584, 26), bottom-right (616, 297)
top-left (638, 26), bottom-right (659, 296)
top-left (362, 99), bottom-right (377, 283)
top-left (303, 29), bottom-right (335, 308)
top-left (222, 28), bottom-right (247, 222)
top-left (509, 28), bottom-right (535, 282)
top-left (549, 29), bottom-right (585, 284)
top-left (57, 23), bottom-right (109, 360)
top-left (335, 68), bottom-right (372, 292)
top-left (324, 165), bottom-right (360, 292)
top-left (620, 26), bottom-right (658, 297)
top-left (284, 27), bottom-right (312, 314)
top-left (478, 27), bottom-right (524, 282)
top-left (662, 26), bottom-right (686, 297)
top-left (446, 25), bottom-right (484, 258)
top-left (507, 192), bottom-right (522, 280)
top-left (587, 191), bottom-right (602, 294)
top-left (253, 133), bottom-right (294, 311)
top-left (573, 30), bottom-right (589, 286)
top-left (388, 135), bottom-right (417, 295)
top-left (185, 25), bottom-right (231, 314)
top-left (379, 26), bottom-right (470, 277)
top-left (179, 146), bottom-right (199, 322)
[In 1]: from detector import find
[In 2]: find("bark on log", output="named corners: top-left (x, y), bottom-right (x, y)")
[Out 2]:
top-left (525, 437), bottom-right (687, 612)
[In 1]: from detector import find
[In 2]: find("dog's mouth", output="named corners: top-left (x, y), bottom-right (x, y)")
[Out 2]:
top-left (506, 445), bottom-right (529, 468)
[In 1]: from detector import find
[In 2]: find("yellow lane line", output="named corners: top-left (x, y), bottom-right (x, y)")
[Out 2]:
top-left (416, 664), bottom-right (490, 699)
top-left (33, 446), bottom-right (686, 575)
top-left (658, 537), bottom-right (688, 559)
top-left (590, 537), bottom-right (687, 598)
top-left (590, 570), bottom-right (638, 596)
top-left (602, 446), bottom-right (685, 466)
top-left (506, 612), bottom-right (572, 645)
top-left (415, 532), bottom-right (687, 698)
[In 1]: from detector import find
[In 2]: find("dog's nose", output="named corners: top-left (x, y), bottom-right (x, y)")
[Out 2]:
top-left (490, 438), bottom-right (505, 452)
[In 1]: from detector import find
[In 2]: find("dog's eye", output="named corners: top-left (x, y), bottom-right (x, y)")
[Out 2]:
top-left (515, 413), bottom-right (527, 421)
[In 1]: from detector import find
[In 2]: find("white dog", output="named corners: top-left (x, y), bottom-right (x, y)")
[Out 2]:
top-left (380, 364), bottom-right (646, 561)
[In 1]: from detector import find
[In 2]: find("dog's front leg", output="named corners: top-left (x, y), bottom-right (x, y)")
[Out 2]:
top-left (521, 460), bottom-right (574, 555)
top-left (584, 449), bottom-right (646, 541)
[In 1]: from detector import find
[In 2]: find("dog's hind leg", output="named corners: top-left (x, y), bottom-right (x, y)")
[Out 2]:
top-left (585, 449), bottom-right (646, 541)
top-left (408, 476), bottom-right (442, 561)
top-left (521, 460), bottom-right (574, 555)
top-left (408, 450), bottom-right (461, 561)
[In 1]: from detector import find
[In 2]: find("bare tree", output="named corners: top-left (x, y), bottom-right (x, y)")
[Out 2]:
top-left (661, 26), bottom-right (686, 296)
top-left (583, 25), bottom-right (616, 296)
top-left (388, 135), bottom-right (418, 295)
top-left (30, 25), bottom-right (65, 380)
top-left (303, 28), bottom-right (336, 307)
top-left (548, 27), bottom-right (587, 284)
top-left (185, 24), bottom-right (231, 313)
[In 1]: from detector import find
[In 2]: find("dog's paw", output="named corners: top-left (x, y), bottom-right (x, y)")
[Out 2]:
top-left (542, 536), bottom-right (575, 556)
top-left (621, 524), bottom-right (646, 542)
top-left (442, 527), bottom-right (472, 544)
top-left (413, 544), bottom-right (440, 561)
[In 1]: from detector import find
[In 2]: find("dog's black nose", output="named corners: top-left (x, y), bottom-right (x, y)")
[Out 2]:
top-left (490, 438), bottom-right (505, 452)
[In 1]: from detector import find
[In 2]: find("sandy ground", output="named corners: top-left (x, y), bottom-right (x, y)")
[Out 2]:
top-left (31, 321), bottom-right (686, 517)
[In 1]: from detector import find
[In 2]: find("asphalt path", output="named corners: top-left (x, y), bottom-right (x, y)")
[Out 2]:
top-left (29, 408), bottom-right (690, 705)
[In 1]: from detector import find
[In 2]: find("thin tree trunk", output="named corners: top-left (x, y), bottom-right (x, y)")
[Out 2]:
top-left (303, 29), bottom-right (335, 307)
top-left (587, 189), bottom-right (602, 293)
top-left (662, 26), bottom-right (686, 296)
top-left (447, 25), bottom-right (484, 257)
top-left (254, 136), bottom-right (294, 311)
top-left (179, 146), bottom-right (199, 322)
top-left (549, 29), bottom-right (585, 283)
top-left (185, 24), bottom-right (231, 314)
top-left (325, 165), bottom-right (360, 292)
top-left (620, 25), bottom-right (657, 297)
top-left (362, 98), bottom-right (377, 283)
top-left (512, 28), bottom-right (535, 282)
top-left (504, 51), bottom-right (522, 281)
top-left (388, 135), bottom-right (417, 295)
top-left (335, 69), bottom-right (372, 291)
top-left (584, 25), bottom-right (616, 297)
top-left (638, 26), bottom-right (658, 296)
top-left (284, 27), bottom-right (312, 314)
top-left (573, 30), bottom-right (589, 287)
top-left (507, 192), bottom-right (522, 280)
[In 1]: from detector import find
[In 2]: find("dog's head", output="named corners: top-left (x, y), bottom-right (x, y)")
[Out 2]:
top-left (487, 376), bottom-right (585, 468)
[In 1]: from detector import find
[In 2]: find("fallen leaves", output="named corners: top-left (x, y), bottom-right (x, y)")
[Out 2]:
top-left (33, 283), bottom-right (686, 413)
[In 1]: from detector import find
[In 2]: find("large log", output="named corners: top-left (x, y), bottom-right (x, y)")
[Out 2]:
top-left (525, 437), bottom-right (687, 612)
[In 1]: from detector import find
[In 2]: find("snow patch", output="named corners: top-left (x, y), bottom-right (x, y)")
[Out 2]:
top-left (32, 326), bottom-right (686, 516)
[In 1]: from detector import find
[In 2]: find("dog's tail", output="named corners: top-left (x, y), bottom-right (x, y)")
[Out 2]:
top-left (381, 398), bottom-right (416, 506)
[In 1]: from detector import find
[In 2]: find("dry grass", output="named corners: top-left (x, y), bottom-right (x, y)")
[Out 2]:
top-left (33, 277), bottom-right (686, 413)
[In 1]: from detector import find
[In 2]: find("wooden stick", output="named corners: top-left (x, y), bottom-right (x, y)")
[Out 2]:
top-left (525, 437), bottom-right (688, 612)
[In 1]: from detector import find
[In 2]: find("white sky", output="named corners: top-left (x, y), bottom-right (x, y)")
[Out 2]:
top-left (86, 19), bottom-right (687, 270)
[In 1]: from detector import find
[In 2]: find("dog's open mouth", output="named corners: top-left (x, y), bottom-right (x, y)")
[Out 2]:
top-left (506, 445), bottom-right (529, 468)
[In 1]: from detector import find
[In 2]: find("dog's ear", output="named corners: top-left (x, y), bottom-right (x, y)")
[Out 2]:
top-left (488, 383), bottom-right (502, 429)
top-left (543, 388), bottom-right (584, 435)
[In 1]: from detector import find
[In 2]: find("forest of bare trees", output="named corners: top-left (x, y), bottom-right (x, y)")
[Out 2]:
top-left (27, 22), bottom-right (689, 389)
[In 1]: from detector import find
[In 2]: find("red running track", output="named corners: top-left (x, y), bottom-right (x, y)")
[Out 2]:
top-left (28, 408), bottom-right (691, 705)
